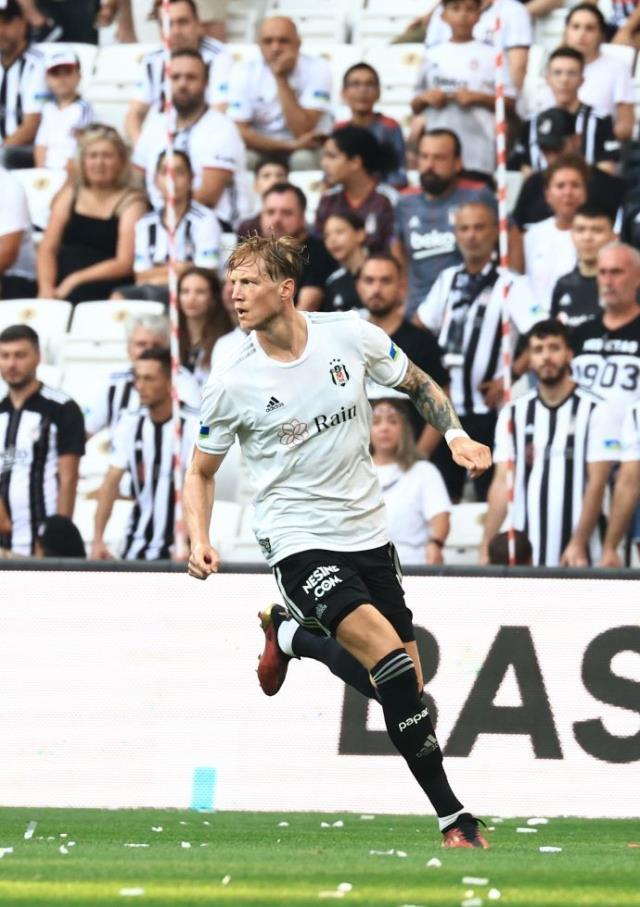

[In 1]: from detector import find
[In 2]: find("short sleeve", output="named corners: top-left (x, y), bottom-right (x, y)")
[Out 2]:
top-left (208, 49), bottom-right (233, 106)
top-left (298, 58), bottom-right (332, 112)
top-left (134, 218), bottom-right (153, 272)
top-left (415, 271), bottom-right (449, 334)
top-left (22, 55), bottom-right (48, 115)
top-left (612, 60), bottom-right (634, 105)
top-left (620, 404), bottom-right (640, 462)
top-left (357, 318), bottom-right (408, 387)
top-left (110, 414), bottom-right (133, 469)
top-left (586, 402), bottom-right (622, 463)
top-left (82, 385), bottom-right (109, 436)
top-left (493, 403), bottom-right (514, 463)
top-left (193, 209), bottom-right (222, 269)
top-left (197, 377), bottom-right (242, 454)
top-left (227, 62), bottom-right (254, 122)
top-left (55, 400), bottom-right (86, 457)
top-left (0, 173), bottom-right (30, 236)
top-left (502, 2), bottom-right (532, 48)
top-left (195, 115), bottom-right (241, 172)
top-left (418, 462), bottom-right (452, 521)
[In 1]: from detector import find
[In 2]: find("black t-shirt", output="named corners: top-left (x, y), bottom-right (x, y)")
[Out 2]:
top-left (512, 168), bottom-right (628, 231)
top-left (509, 107), bottom-right (619, 171)
top-left (550, 267), bottom-right (600, 331)
top-left (299, 234), bottom-right (338, 291)
top-left (570, 311), bottom-right (640, 404)
top-left (323, 266), bottom-right (362, 312)
top-left (391, 321), bottom-right (449, 440)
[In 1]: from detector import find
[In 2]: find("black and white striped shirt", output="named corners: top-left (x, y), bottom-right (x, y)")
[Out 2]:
top-left (111, 405), bottom-right (199, 560)
top-left (0, 385), bottom-right (85, 555)
top-left (134, 201), bottom-right (221, 272)
top-left (514, 105), bottom-right (619, 170)
top-left (134, 37), bottom-right (232, 109)
top-left (494, 386), bottom-right (621, 566)
top-left (0, 44), bottom-right (47, 140)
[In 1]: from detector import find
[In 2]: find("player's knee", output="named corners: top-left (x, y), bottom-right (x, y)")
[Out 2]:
top-left (336, 603), bottom-right (403, 664)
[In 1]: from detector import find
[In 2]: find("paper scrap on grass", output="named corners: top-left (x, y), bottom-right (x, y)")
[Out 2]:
top-left (0, 848), bottom-right (14, 858)
top-left (516, 827), bottom-right (537, 833)
top-left (59, 846), bottom-right (69, 855)
top-left (151, 827), bottom-right (163, 832)
top-left (461, 899), bottom-right (483, 907)
top-left (332, 821), bottom-right (344, 828)
top-left (527, 818), bottom-right (548, 826)
top-left (24, 821), bottom-right (37, 840)
top-left (464, 891), bottom-right (474, 899)
top-left (488, 890), bottom-right (501, 900)
top-left (124, 844), bottom-right (150, 848)
top-left (221, 875), bottom-right (231, 886)
top-left (369, 848), bottom-right (406, 857)
top-left (463, 877), bottom-right (488, 886)
top-left (119, 889), bottom-right (145, 898)
top-left (180, 842), bottom-right (191, 849)
top-left (59, 833), bottom-right (68, 838)
top-left (338, 883), bottom-right (352, 892)
top-left (539, 846), bottom-right (562, 853)
top-left (278, 821), bottom-right (289, 827)
top-left (426, 857), bottom-right (442, 868)
top-left (360, 815), bottom-right (375, 820)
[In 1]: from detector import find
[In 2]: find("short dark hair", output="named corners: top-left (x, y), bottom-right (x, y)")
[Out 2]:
top-left (488, 530), bottom-right (533, 565)
top-left (329, 125), bottom-right (397, 177)
top-left (443, 0), bottom-right (481, 6)
top-left (170, 0), bottom-right (199, 17)
top-left (171, 47), bottom-right (207, 76)
top-left (0, 324), bottom-right (40, 349)
top-left (137, 346), bottom-right (172, 377)
top-left (543, 152), bottom-right (589, 190)
top-left (573, 203), bottom-right (613, 224)
top-left (360, 253), bottom-right (402, 276)
top-left (566, 2), bottom-right (606, 34)
top-left (419, 128), bottom-right (462, 159)
top-left (342, 62), bottom-right (379, 89)
top-left (323, 211), bottom-right (365, 232)
top-left (263, 181), bottom-right (307, 212)
top-left (0, 0), bottom-right (25, 22)
top-left (527, 318), bottom-right (571, 346)
top-left (37, 515), bottom-right (86, 558)
top-left (255, 154), bottom-right (289, 177)
top-left (548, 45), bottom-right (584, 68)
top-left (156, 148), bottom-right (193, 174)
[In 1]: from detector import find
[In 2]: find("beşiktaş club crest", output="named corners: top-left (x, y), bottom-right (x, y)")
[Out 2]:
top-left (330, 358), bottom-right (350, 386)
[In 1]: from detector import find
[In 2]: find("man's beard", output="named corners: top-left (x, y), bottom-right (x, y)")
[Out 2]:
top-left (537, 363), bottom-right (569, 386)
top-left (365, 297), bottom-right (396, 317)
top-left (420, 171), bottom-right (454, 196)
top-left (174, 96), bottom-right (202, 117)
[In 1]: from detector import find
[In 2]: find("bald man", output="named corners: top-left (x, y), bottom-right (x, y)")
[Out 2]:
top-left (227, 15), bottom-right (333, 170)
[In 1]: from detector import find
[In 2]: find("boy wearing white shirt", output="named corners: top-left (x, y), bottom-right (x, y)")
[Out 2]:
top-left (33, 49), bottom-right (93, 172)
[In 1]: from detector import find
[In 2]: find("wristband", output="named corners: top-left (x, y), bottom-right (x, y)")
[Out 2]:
top-left (445, 429), bottom-right (469, 447)
top-left (427, 538), bottom-right (444, 548)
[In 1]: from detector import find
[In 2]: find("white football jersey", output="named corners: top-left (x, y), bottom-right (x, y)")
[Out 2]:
top-left (198, 311), bottom-right (409, 565)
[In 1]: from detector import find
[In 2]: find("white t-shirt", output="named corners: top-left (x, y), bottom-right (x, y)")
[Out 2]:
top-left (132, 107), bottom-right (248, 226)
top-left (375, 460), bottom-right (451, 565)
top-left (134, 38), bottom-right (233, 109)
top-left (197, 311), bottom-right (409, 565)
top-left (34, 97), bottom-right (94, 170)
top-left (0, 167), bottom-right (36, 280)
top-left (228, 53), bottom-right (333, 139)
top-left (524, 217), bottom-right (576, 314)
top-left (210, 326), bottom-right (246, 370)
top-left (426, 0), bottom-right (532, 50)
top-left (535, 54), bottom-right (634, 118)
top-left (415, 40), bottom-right (514, 175)
top-left (134, 201), bottom-right (221, 272)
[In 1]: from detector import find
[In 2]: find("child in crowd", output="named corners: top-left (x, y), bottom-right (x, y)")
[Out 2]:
top-left (336, 63), bottom-right (408, 190)
top-left (237, 155), bottom-right (289, 235)
top-left (34, 48), bottom-right (94, 171)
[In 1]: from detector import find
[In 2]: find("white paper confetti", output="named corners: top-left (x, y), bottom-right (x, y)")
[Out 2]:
top-left (463, 877), bottom-right (488, 886)
top-left (464, 891), bottom-right (474, 899)
top-left (200, 843), bottom-right (209, 847)
top-left (59, 833), bottom-right (68, 838)
top-left (527, 818), bottom-right (548, 826)
top-left (488, 889), bottom-right (501, 900)
top-left (0, 848), bottom-right (14, 858)
top-left (490, 817), bottom-right (504, 823)
top-left (516, 827), bottom-right (537, 833)
top-left (203, 821), bottom-right (210, 826)
top-left (396, 850), bottom-right (407, 858)
top-left (119, 888), bottom-right (145, 897)
top-left (337, 882), bottom-right (352, 892)
top-left (321, 822), bottom-right (331, 828)
top-left (332, 821), bottom-right (344, 828)
top-left (539, 846), bottom-right (562, 853)
top-left (360, 815), bottom-right (375, 820)
top-left (68, 842), bottom-right (76, 848)
top-left (124, 844), bottom-right (149, 848)
top-left (221, 875), bottom-right (231, 885)
top-left (278, 821), bottom-right (289, 827)
top-left (151, 827), bottom-right (163, 833)
top-left (47, 837), bottom-right (56, 841)
top-left (180, 842), bottom-right (191, 849)
top-left (369, 848), bottom-right (395, 856)
top-left (426, 857), bottom-right (442, 868)
top-left (461, 899), bottom-right (483, 907)
top-left (179, 821), bottom-right (188, 826)
top-left (24, 821), bottom-right (37, 840)
top-left (59, 846), bottom-right (69, 855)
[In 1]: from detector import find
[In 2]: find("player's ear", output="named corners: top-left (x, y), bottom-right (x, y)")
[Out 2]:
top-left (279, 277), bottom-right (295, 300)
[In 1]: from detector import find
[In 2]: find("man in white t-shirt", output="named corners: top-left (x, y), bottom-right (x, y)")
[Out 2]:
top-left (132, 49), bottom-right (247, 229)
top-left (185, 233), bottom-right (492, 850)
top-left (227, 16), bottom-right (333, 170)
top-left (0, 165), bottom-right (36, 297)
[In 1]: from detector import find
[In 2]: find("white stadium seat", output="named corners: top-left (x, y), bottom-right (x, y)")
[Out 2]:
top-left (73, 496), bottom-right (133, 552)
top-left (363, 43), bottom-right (422, 108)
top-left (276, 9), bottom-right (348, 43)
top-left (0, 299), bottom-right (72, 364)
top-left (13, 168), bottom-right (67, 233)
top-left (68, 300), bottom-right (165, 340)
top-left (86, 43), bottom-right (158, 104)
top-left (226, 4), bottom-right (260, 42)
top-left (351, 7), bottom-right (426, 47)
top-left (444, 502), bottom-right (488, 565)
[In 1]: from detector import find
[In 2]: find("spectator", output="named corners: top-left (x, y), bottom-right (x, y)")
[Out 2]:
top-left (114, 149), bottom-right (221, 303)
top-left (599, 398), bottom-right (640, 566)
top-left (316, 126), bottom-right (397, 253)
top-left (0, 0), bottom-right (47, 169)
top-left (33, 48), bottom-right (94, 172)
top-left (83, 313), bottom-right (200, 439)
top-left (411, 0), bottom-right (515, 180)
top-left (227, 16), bottom-right (332, 170)
top-left (510, 48), bottom-right (620, 173)
top-left (91, 347), bottom-right (199, 561)
top-left (607, 3), bottom-right (640, 49)
top-left (521, 154), bottom-right (588, 311)
top-left (0, 324), bottom-right (85, 556)
top-left (323, 212), bottom-right (367, 312)
top-left (425, 0), bottom-right (532, 91)
top-left (26, 0), bottom-right (98, 43)
top-left (550, 205), bottom-right (615, 331)
top-left (393, 128), bottom-right (496, 319)
top-left (178, 266), bottom-right (233, 388)
top-left (357, 253), bottom-right (449, 454)
top-left (487, 529), bottom-right (533, 565)
top-left (124, 0), bottom-right (232, 144)
top-left (371, 397), bottom-right (451, 566)
top-left (481, 319), bottom-right (620, 566)
top-left (0, 164), bottom-right (37, 298)
top-left (336, 62), bottom-right (408, 190)
top-left (34, 514), bottom-right (86, 558)
top-left (237, 154), bottom-right (289, 236)
top-left (238, 181), bottom-right (337, 312)
top-left (37, 125), bottom-right (147, 304)
top-left (415, 201), bottom-right (540, 501)
top-left (132, 49), bottom-right (247, 230)
top-left (210, 277), bottom-right (245, 368)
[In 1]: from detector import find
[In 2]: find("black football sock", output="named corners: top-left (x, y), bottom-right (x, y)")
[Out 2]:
top-left (371, 649), bottom-right (463, 818)
top-left (288, 626), bottom-right (378, 700)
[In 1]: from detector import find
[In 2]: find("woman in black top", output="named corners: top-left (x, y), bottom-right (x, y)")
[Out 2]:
top-left (37, 125), bottom-right (147, 304)
top-left (322, 212), bottom-right (367, 312)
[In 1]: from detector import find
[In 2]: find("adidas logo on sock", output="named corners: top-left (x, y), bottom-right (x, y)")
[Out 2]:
top-left (266, 396), bottom-right (285, 413)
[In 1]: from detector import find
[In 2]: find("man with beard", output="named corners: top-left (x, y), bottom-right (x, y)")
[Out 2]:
top-left (480, 319), bottom-right (620, 567)
top-left (132, 49), bottom-right (247, 230)
top-left (392, 129), bottom-right (496, 319)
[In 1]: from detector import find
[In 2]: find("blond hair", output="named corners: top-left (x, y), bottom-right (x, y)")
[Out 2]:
top-left (75, 124), bottom-right (131, 190)
top-left (226, 234), bottom-right (305, 288)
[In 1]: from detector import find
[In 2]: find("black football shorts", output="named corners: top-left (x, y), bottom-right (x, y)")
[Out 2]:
top-left (273, 543), bottom-right (414, 641)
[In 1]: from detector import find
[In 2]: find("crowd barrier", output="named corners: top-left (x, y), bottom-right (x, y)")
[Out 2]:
top-left (0, 569), bottom-right (637, 817)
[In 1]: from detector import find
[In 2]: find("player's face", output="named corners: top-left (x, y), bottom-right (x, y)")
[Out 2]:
top-left (565, 11), bottom-right (602, 58)
top-left (442, 0), bottom-right (481, 38)
top-left (356, 261), bottom-right (400, 315)
top-left (0, 340), bottom-right (39, 388)
top-left (156, 155), bottom-right (192, 203)
top-left (261, 191), bottom-right (305, 238)
top-left (179, 273), bottom-right (212, 319)
top-left (571, 216), bottom-right (614, 265)
top-left (254, 164), bottom-right (288, 197)
top-left (171, 58), bottom-right (207, 113)
top-left (545, 168), bottom-right (587, 220)
top-left (321, 139), bottom-right (353, 187)
top-left (46, 64), bottom-right (81, 100)
top-left (546, 58), bottom-right (583, 103)
top-left (528, 335), bottom-right (572, 385)
top-left (342, 67), bottom-right (380, 115)
top-left (82, 139), bottom-right (124, 188)
top-left (417, 135), bottom-right (461, 194)
top-left (168, 1), bottom-right (201, 50)
top-left (258, 18), bottom-right (300, 66)
top-left (229, 260), bottom-right (290, 331)
top-left (128, 327), bottom-right (166, 361)
top-left (455, 206), bottom-right (498, 262)
top-left (371, 403), bottom-right (404, 456)
top-left (134, 360), bottom-right (171, 407)
top-left (323, 216), bottom-right (365, 263)
top-left (597, 249), bottom-right (640, 310)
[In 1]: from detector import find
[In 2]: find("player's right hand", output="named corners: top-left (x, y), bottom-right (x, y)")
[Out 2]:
top-left (187, 543), bottom-right (221, 580)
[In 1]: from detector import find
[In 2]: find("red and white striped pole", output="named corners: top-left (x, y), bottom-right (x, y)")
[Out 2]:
top-left (160, 0), bottom-right (185, 559)
top-left (494, 14), bottom-right (517, 566)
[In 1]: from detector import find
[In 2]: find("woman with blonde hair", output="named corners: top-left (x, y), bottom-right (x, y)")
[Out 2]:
top-left (37, 124), bottom-right (147, 304)
top-left (178, 266), bottom-right (234, 388)
top-left (371, 397), bottom-right (451, 565)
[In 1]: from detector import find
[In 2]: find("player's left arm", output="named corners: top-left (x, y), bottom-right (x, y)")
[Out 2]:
top-left (396, 359), bottom-right (492, 477)
top-left (561, 460), bottom-right (614, 566)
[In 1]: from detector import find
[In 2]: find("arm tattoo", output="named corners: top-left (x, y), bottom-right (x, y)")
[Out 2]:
top-left (396, 359), bottom-right (463, 435)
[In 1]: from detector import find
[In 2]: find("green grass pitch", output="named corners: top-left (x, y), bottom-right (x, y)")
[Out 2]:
top-left (0, 809), bottom-right (638, 906)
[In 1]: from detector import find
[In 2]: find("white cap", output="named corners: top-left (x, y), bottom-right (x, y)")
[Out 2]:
top-left (46, 48), bottom-right (80, 71)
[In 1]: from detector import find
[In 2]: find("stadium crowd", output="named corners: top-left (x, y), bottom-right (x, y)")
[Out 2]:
top-left (1, 0), bottom-right (640, 567)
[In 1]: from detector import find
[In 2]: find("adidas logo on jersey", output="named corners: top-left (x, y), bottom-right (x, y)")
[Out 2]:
top-left (266, 396), bottom-right (285, 413)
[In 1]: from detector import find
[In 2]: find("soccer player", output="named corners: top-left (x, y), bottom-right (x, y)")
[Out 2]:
top-left (184, 234), bottom-right (493, 849)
